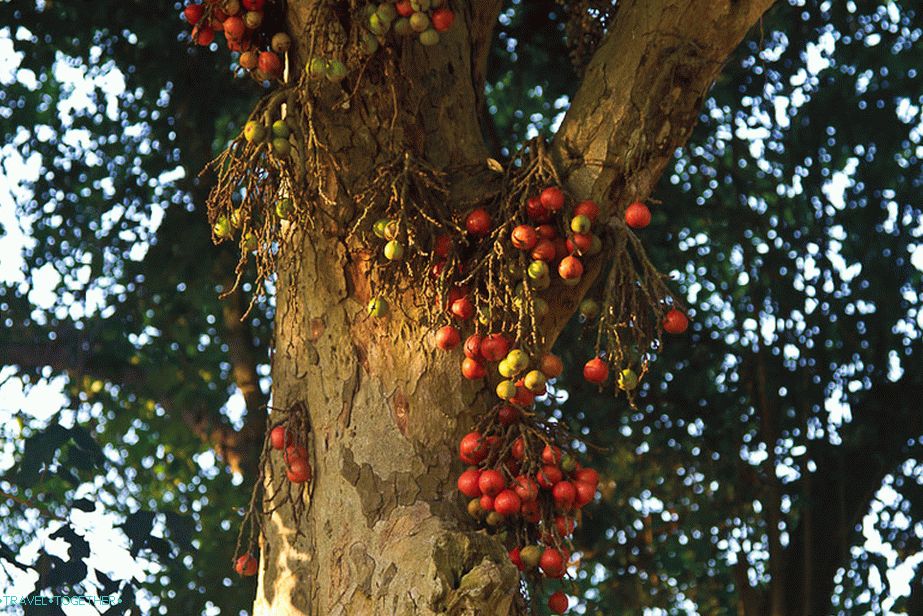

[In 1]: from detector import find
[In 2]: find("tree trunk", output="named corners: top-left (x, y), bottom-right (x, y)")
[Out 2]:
top-left (252, 1), bottom-right (775, 614)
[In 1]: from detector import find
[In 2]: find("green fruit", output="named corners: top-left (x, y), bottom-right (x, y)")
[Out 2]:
top-left (382, 220), bottom-right (399, 240)
top-left (561, 455), bottom-right (577, 473)
top-left (496, 380), bottom-right (517, 400)
top-left (373, 218), bottom-right (390, 239)
top-left (579, 298), bottom-right (600, 320)
top-left (369, 13), bottom-right (389, 35)
top-left (368, 297), bottom-right (388, 318)
top-left (419, 28), bottom-right (439, 46)
top-left (272, 119), bottom-right (290, 138)
top-left (307, 57), bottom-right (327, 80)
top-left (523, 370), bottom-right (546, 392)
top-left (467, 498), bottom-right (484, 519)
top-left (361, 32), bottom-right (380, 55)
top-left (527, 260), bottom-right (549, 280)
top-left (325, 59), bottom-right (348, 82)
top-left (394, 17), bottom-right (413, 36)
top-left (588, 234), bottom-right (602, 255)
top-left (409, 12), bottom-right (430, 32)
top-left (242, 231), bottom-right (258, 252)
top-left (618, 368), bottom-right (639, 391)
top-left (498, 358), bottom-right (515, 378)
top-left (533, 297), bottom-right (549, 317)
top-left (485, 511), bottom-right (505, 526)
top-left (243, 120), bottom-right (265, 143)
top-left (520, 545), bottom-right (542, 568)
top-left (376, 2), bottom-right (397, 22)
top-left (384, 240), bottom-right (404, 261)
top-left (531, 274), bottom-right (550, 291)
top-left (213, 216), bottom-right (232, 239)
top-left (571, 214), bottom-right (592, 234)
top-left (271, 32), bottom-right (292, 53)
top-left (272, 137), bottom-right (291, 157)
top-left (410, 0), bottom-right (431, 10)
top-left (230, 207), bottom-right (244, 228)
top-left (506, 350), bottom-right (529, 373)
top-left (276, 198), bottom-right (294, 220)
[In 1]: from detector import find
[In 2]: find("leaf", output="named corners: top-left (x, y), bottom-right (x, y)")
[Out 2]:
top-left (71, 498), bottom-right (96, 513)
top-left (14, 424), bottom-right (71, 487)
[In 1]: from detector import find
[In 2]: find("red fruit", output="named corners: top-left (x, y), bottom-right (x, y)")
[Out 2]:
top-left (493, 489), bottom-right (522, 516)
top-left (465, 208), bottom-right (492, 237)
top-left (284, 444), bottom-right (307, 464)
top-left (521, 499), bottom-right (541, 523)
top-left (442, 285), bottom-right (467, 311)
top-left (537, 465), bottom-right (563, 489)
top-left (479, 494), bottom-right (494, 511)
top-left (223, 15), bottom-right (245, 39)
top-left (195, 26), bottom-right (215, 45)
top-left (539, 354), bottom-right (564, 379)
top-left (227, 35), bottom-right (251, 52)
top-left (553, 237), bottom-right (569, 261)
top-left (541, 445), bottom-right (562, 465)
top-left (511, 437), bottom-right (526, 460)
top-left (504, 457), bottom-right (521, 477)
top-left (509, 547), bottom-right (525, 571)
top-left (574, 200), bottom-right (600, 221)
top-left (555, 515), bottom-right (576, 537)
top-left (463, 334), bottom-right (483, 359)
top-left (480, 334), bottom-right (510, 362)
top-left (459, 432), bottom-right (489, 464)
top-left (552, 481), bottom-right (576, 511)
top-left (513, 475), bottom-right (539, 502)
top-left (498, 404), bottom-right (520, 426)
top-left (457, 468), bottom-right (482, 498)
top-left (258, 51), bottom-right (282, 77)
top-left (531, 239), bottom-right (556, 262)
top-left (663, 308), bottom-right (689, 334)
top-left (478, 469), bottom-right (505, 497)
top-left (574, 468), bottom-right (599, 486)
top-left (431, 7), bottom-right (455, 32)
top-left (430, 261), bottom-right (446, 278)
top-left (548, 590), bottom-right (569, 614)
top-left (511, 225), bottom-right (537, 251)
top-left (286, 457), bottom-right (312, 483)
top-left (558, 255), bottom-right (583, 280)
top-left (539, 548), bottom-right (566, 578)
top-left (434, 234), bottom-right (452, 257)
top-left (535, 224), bottom-right (557, 240)
top-left (566, 233), bottom-right (593, 254)
top-left (395, 0), bottom-right (414, 16)
top-left (540, 187), bottom-right (565, 212)
top-left (574, 480), bottom-right (596, 507)
top-left (270, 426), bottom-right (290, 450)
top-left (242, 0), bottom-right (265, 9)
top-left (526, 196), bottom-right (551, 222)
top-left (234, 554), bottom-right (258, 576)
top-left (625, 202), bottom-right (651, 229)
top-left (583, 357), bottom-right (609, 385)
top-left (435, 325), bottom-right (461, 351)
top-left (183, 4), bottom-right (204, 24)
top-left (511, 381), bottom-right (535, 407)
top-left (451, 296), bottom-right (475, 321)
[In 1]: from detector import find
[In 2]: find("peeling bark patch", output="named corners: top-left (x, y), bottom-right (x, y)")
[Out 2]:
top-left (340, 447), bottom-right (428, 528)
top-left (349, 543), bottom-right (376, 597)
top-left (377, 563), bottom-right (398, 599)
top-left (392, 388), bottom-right (410, 437)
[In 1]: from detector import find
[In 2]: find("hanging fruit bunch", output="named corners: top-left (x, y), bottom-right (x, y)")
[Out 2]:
top-left (182, 0), bottom-right (290, 83)
top-left (363, 0), bottom-right (456, 48)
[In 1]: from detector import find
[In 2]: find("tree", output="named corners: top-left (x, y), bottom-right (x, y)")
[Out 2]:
top-left (1, 1), bottom-right (921, 615)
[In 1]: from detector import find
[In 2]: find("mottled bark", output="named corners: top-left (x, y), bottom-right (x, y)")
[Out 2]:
top-left (254, 1), bottom-right (775, 614)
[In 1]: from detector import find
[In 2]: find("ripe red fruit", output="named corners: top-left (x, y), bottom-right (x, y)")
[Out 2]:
top-left (663, 308), bottom-right (689, 334)
top-left (498, 404), bottom-right (520, 426)
top-left (451, 296), bottom-right (475, 321)
top-left (480, 333), bottom-right (510, 362)
top-left (553, 238), bottom-right (569, 261)
top-left (286, 457), bottom-right (312, 483)
top-left (541, 445), bottom-right (562, 465)
top-left (574, 468), bottom-right (599, 486)
top-left (284, 444), bottom-right (307, 464)
top-left (242, 0), bottom-right (265, 9)
top-left (435, 325), bottom-right (461, 350)
top-left (195, 26), bottom-right (215, 45)
top-left (583, 358), bottom-right (609, 385)
top-left (513, 475), bottom-right (539, 502)
top-left (459, 431), bottom-right (488, 464)
top-left (270, 426), bottom-right (290, 450)
top-left (540, 187), bottom-right (565, 211)
top-left (234, 554), bottom-right (258, 576)
top-left (526, 196), bottom-right (550, 222)
top-left (555, 515), bottom-right (576, 537)
top-left (566, 233), bottom-right (593, 254)
top-left (465, 208), bottom-right (492, 237)
top-left (537, 465), bottom-right (563, 490)
top-left (511, 225), bottom-right (537, 251)
top-left (510, 381), bottom-right (535, 407)
top-left (431, 7), bottom-right (455, 32)
top-left (509, 547), bottom-right (525, 571)
top-left (521, 499), bottom-right (541, 523)
top-left (531, 239), bottom-right (556, 262)
top-left (548, 590), bottom-right (569, 614)
top-left (258, 51), bottom-right (282, 77)
top-left (493, 489), bottom-right (522, 516)
top-left (574, 200), bottom-right (600, 221)
top-left (434, 234), bottom-right (452, 257)
top-left (478, 469), bottom-right (505, 497)
top-left (479, 494), bottom-right (495, 511)
top-left (511, 437), bottom-right (526, 460)
top-left (625, 202), bottom-right (651, 229)
top-left (574, 480), bottom-right (596, 507)
top-left (183, 4), bottom-right (204, 24)
top-left (463, 334), bottom-right (483, 359)
top-left (539, 548), bottom-right (566, 578)
top-left (457, 468), bottom-right (482, 498)
top-left (223, 15), bottom-right (245, 39)
top-left (539, 353), bottom-right (564, 379)
top-left (558, 256), bottom-right (584, 280)
top-left (395, 0), bottom-right (414, 17)
top-left (552, 481), bottom-right (576, 511)
top-left (535, 224), bottom-right (557, 240)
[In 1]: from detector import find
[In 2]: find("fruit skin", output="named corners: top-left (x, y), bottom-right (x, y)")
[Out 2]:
top-left (511, 437), bottom-right (526, 460)
top-left (325, 59), bottom-right (348, 82)
top-left (574, 468), bottom-right (600, 486)
top-left (625, 201), bottom-right (652, 228)
top-left (539, 548), bottom-right (566, 578)
top-left (431, 7), bottom-right (455, 32)
top-left (367, 297), bottom-right (388, 318)
top-left (537, 465), bottom-right (563, 489)
top-left (566, 233), bottom-right (593, 254)
top-left (463, 334), bottom-right (483, 359)
top-left (552, 481), bottom-right (576, 511)
top-left (235, 554), bottom-right (259, 576)
top-left (558, 255), bottom-right (584, 280)
top-left (383, 240), bottom-right (404, 261)
top-left (480, 334), bottom-right (510, 362)
top-left (520, 545), bottom-right (542, 568)
top-left (574, 199), bottom-right (600, 221)
top-left (419, 29), bottom-right (440, 46)
top-left (509, 547), bottom-right (524, 571)
top-left (579, 298), bottom-right (600, 320)
top-left (270, 426), bottom-right (290, 450)
top-left (485, 511), bottom-right (505, 526)
top-left (505, 349), bottom-right (529, 373)
top-left (496, 380), bottom-right (517, 400)
top-left (286, 457), bottom-right (312, 483)
top-left (513, 475), bottom-right (538, 501)
top-left (555, 515), bottom-right (576, 537)
top-left (574, 480), bottom-right (596, 507)
top-left (521, 499), bottom-right (541, 523)
top-left (535, 224), bottom-right (557, 240)
top-left (539, 353), bottom-right (564, 378)
top-left (478, 469), bottom-right (505, 497)
top-left (239, 50), bottom-right (258, 70)
top-left (467, 498), bottom-right (484, 519)
top-left (213, 216), bottom-right (232, 239)
top-left (511, 224), bottom-right (537, 251)
top-left (242, 0), bottom-right (265, 9)
top-left (493, 489), bottom-right (522, 516)
top-left (271, 119), bottom-right (290, 138)
top-left (450, 296), bottom-right (474, 321)
top-left (184, 4), bottom-right (205, 24)
top-left (395, 0), bottom-right (414, 16)
top-left (275, 198), bottom-right (294, 219)
top-left (618, 368), bottom-right (639, 391)
top-left (244, 120), bottom-right (265, 143)
top-left (570, 214), bottom-right (592, 234)
top-left (461, 357), bottom-right (486, 380)
top-left (548, 590), bottom-right (569, 614)
top-left (663, 308), bottom-right (689, 334)
top-left (459, 432), bottom-right (488, 464)
top-left (435, 325), bottom-right (461, 350)
top-left (457, 468), bottom-right (482, 497)
top-left (224, 15), bottom-right (246, 39)
top-left (526, 196), bottom-right (550, 222)
top-left (434, 234), bottom-right (452, 257)
top-left (531, 239), bottom-right (556, 262)
top-left (583, 357), bottom-right (609, 384)
top-left (195, 26), bottom-right (215, 46)
top-left (271, 32), bottom-right (291, 53)
top-left (465, 208), bottom-right (492, 237)
top-left (243, 10), bottom-right (263, 29)
top-left (257, 50), bottom-right (282, 77)
top-left (541, 445), bottom-right (562, 465)
top-left (511, 381), bottom-right (536, 407)
top-left (540, 186), bottom-right (565, 211)
top-left (523, 370), bottom-right (546, 393)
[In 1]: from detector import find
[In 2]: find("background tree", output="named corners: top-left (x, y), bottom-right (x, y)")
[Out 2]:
top-left (0, 1), bottom-right (920, 615)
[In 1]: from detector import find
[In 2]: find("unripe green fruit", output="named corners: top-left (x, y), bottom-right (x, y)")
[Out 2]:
top-left (419, 28), bottom-right (439, 46)
top-left (368, 297), bottom-right (388, 318)
top-left (230, 207), bottom-right (244, 228)
top-left (561, 455), bottom-right (577, 473)
top-left (394, 17), bottom-right (413, 36)
top-left (373, 218), bottom-right (390, 239)
top-left (523, 370), bottom-right (546, 392)
top-left (588, 234), bottom-right (602, 255)
top-left (307, 57), bottom-right (327, 80)
top-left (562, 276), bottom-right (580, 287)
top-left (213, 216), bottom-right (232, 239)
top-left (376, 3), bottom-right (397, 22)
top-left (409, 12), bottom-right (430, 33)
top-left (527, 260), bottom-right (549, 280)
top-left (534, 297), bottom-right (549, 317)
top-left (384, 240), bottom-right (404, 261)
top-left (242, 231), bottom-right (258, 252)
top-left (272, 119), bottom-right (290, 138)
top-left (243, 120), bottom-right (265, 143)
top-left (361, 32), bottom-right (379, 54)
top-left (276, 198), bottom-right (294, 220)
top-left (467, 498), bottom-right (484, 519)
top-left (272, 137), bottom-right (291, 157)
top-left (271, 32), bottom-right (292, 53)
top-left (506, 350), bottom-right (529, 373)
top-left (520, 545), bottom-right (542, 568)
top-left (369, 13), bottom-right (389, 35)
top-left (410, 0), bottom-right (431, 10)
top-left (531, 274), bottom-right (550, 291)
top-left (486, 511), bottom-right (505, 526)
top-left (580, 298), bottom-right (600, 320)
top-left (498, 359), bottom-right (515, 378)
top-left (571, 214), bottom-right (592, 234)
top-left (325, 59), bottom-right (348, 82)
top-left (618, 368), bottom-right (639, 391)
top-left (496, 380), bottom-right (517, 400)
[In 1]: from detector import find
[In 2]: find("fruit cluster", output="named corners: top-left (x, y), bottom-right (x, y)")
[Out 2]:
top-left (182, 0), bottom-right (289, 81)
top-left (364, 0), bottom-right (456, 47)
top-left (242, 114), bottom-right (298, 159)
top-left (269, 425), bottom-right (312, 484)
